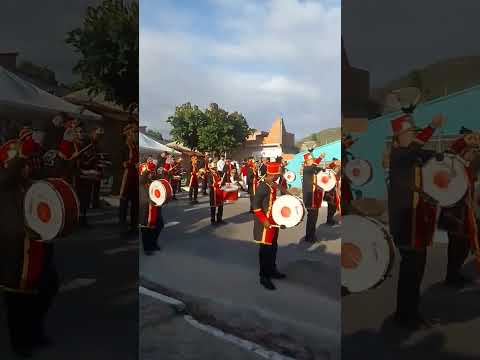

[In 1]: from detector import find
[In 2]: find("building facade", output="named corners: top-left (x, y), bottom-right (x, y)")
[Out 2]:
top-left (233, 116), bottom-right (297, 161)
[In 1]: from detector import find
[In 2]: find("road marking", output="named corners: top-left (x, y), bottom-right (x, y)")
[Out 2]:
top-left (184, 203), bottom-right (211, 212)
top-left (165, 221), bottom-right (180, 228)
top-left (184, 315), bottom-right (296, 360)
top-left (139, 286), bottom-right (186, 312)
top-left (60, 278), bottom-right (96, 292)
top-left (104, 245), bottom-right (138, 255)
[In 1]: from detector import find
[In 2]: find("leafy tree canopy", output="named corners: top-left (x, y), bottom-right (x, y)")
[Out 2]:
top-left (66, 0), bottom-right (138, 109)
top-left (167, 102), bottom-right (252, 154)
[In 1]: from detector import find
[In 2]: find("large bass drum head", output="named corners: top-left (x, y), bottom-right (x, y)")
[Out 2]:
top-left (422, 156), bottom-right (468, 207)
top-left (272, 195), bottom-right (305, 228)
top-left (149, 180), bottom-right (171, 206)
top-left (344, 159), bottom-right (372, 187)
top-left (24, 179), bottom-right (79, 241)
top-left (317, 169), bottom-right (337, 192)
top-left (341, 215), bottom-right (395, 293)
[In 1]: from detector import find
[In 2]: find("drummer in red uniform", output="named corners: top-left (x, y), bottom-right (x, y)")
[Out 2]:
top-left (253, 162), bottom-right (287, 290)
top-left (388, 113), bottom-right (445, 330)
top-left (302, 152), bottom-right (324, 242)
top-left (119, 121), bottom-right (139, 231)
top-left (0, 128), bottom-right (59, 357)
top-left (207, 160), bottom-right (226, 226)
top-left (439, 129), bottom-right (480, 287)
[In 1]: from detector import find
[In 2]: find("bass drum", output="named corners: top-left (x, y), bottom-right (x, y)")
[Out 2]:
top-left (316, 169), bottom-right (337, 192)
top-left (422, 154), bottom-right (468, 207)
top-left (344, 159), bottom-right (373, 187)
top-left (24, 178), bottom-right (80, 241)
top-left (149, 179), bottom-right (173, 206)
top-left (342, 215), bottom-right (396, 293)
top-left (272, 195), bottom-right (305, 228)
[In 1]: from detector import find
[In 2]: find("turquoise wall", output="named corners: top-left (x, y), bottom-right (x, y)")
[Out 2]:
top-left (285, 140), bottom-right (341, 189)
top-left (348, 85), bottom-right (480, 199)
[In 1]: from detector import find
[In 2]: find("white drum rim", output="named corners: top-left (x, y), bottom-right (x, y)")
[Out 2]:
top-left (317, 169), bottom-right (337, 191)
top-left (422, 157), bottom-right (468, 207)
top-left (24, 180), bottom-right (66, 241)
top-left (221, 184), bottom-right (239, 192)
top-left (345, 159), bottom-right (372, 187)
top-left (341, 215), bottom-right (394, 293)
top-left (272, 195), bottom-right (305, 228)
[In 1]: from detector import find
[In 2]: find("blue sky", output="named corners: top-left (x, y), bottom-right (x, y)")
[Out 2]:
top-left (140, 0), bottom-right (340, 139)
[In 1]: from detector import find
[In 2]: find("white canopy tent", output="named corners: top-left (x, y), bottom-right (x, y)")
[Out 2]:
top-left (0, 65), bottom-right (100, 141)
top-left (139, 132), bottom-right (180, 155)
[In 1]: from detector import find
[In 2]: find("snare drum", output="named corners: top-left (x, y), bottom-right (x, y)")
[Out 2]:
top-left (149, 179), bottom-right (173, 206)
top-left (316, 169), bottom-right (337, 192)
top-left (24, 178), bottom-right (80, 241)
top-left (342, 215), bottom-right (395, 293)
top-left (222, 184), bottom-right (239, 203)
top-left (272, 195), bottom-right (305, 228)
top-left (422, 154), bottom-right (468, 207)
top-left (344, 159), bottom-right (373, 187)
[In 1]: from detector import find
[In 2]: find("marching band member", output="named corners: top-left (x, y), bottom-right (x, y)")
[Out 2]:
top-left (277, 156), bottom-right (288, 195)
top-left (259, 157), bottom-right (268, 177)
top-left (139, 161), bottom-right (159, 255)
top-left (247, 157), bottom-right (258, 213)
top-left (325, 157), bottom-right (341, 225)
top-left (89, 127), bottom-right (105, 209)
top-left (119, 122), bottom-right (139, 231)
top-left (341, 134), bottom-right (355, 214)
top-left (207, 161), bottom-right (226, 225)
top-left (73, 124), bottom-right (96, 227)
top-left (240, 159), bottom-right (248, 191)
top-left (302, 152), bottom-right (324, 242)
top-left (253, 162), bottom-right (287, 291)
top-left (201, 152), bottom-right (210, 195)
top-left (171, 157), bottom-right (183, 198)
top-left (222, 157), bottom-right (233, 185)
top-left (388, 113), bottom-right (445, 330)
top-left (188, 155), bottom-right (199, 204)
top-left (439, 130), bottom-right (480, 287)
top-left (0, 129), bottom-right (58, 357)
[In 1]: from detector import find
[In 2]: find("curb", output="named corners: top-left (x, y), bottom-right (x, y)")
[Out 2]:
top-left (140, 283), bottom-right (297, 360)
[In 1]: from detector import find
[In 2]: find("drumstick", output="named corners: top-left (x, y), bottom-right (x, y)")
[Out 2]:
top-left (70, 143), bottom-right (94, 160)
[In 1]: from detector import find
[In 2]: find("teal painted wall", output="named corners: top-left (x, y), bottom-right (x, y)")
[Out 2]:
top-left (348, 85), bottom-right (480, 199)
top-left (285, 140), bottom-right (341, 188)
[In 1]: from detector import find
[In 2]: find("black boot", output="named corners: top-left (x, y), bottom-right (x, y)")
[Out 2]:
top-left (260, 277), bottom-right (276, 290)
top-left (271, 270), bottom-right (286, 279)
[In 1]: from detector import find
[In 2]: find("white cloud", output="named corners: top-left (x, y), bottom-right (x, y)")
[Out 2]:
top-left (140, 0), bottom-right (340, 139)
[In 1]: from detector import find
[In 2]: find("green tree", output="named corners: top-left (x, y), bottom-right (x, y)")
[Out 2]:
top-left (66, 0), bottom-right (138, 109)
top-left (167, 103), bottom-right (208, 150)
top-left (199, 104), bottom-right (251, 155)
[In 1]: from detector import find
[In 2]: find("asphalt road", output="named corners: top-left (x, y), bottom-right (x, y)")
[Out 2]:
top-left (140, 189), bottom-right (341, 360)
top-left (140, 294), bottom-right (264, 360)
top-left (1, 203), bottom-right (138, 359)
top-left (342, 239), bottom-right (480, 360)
